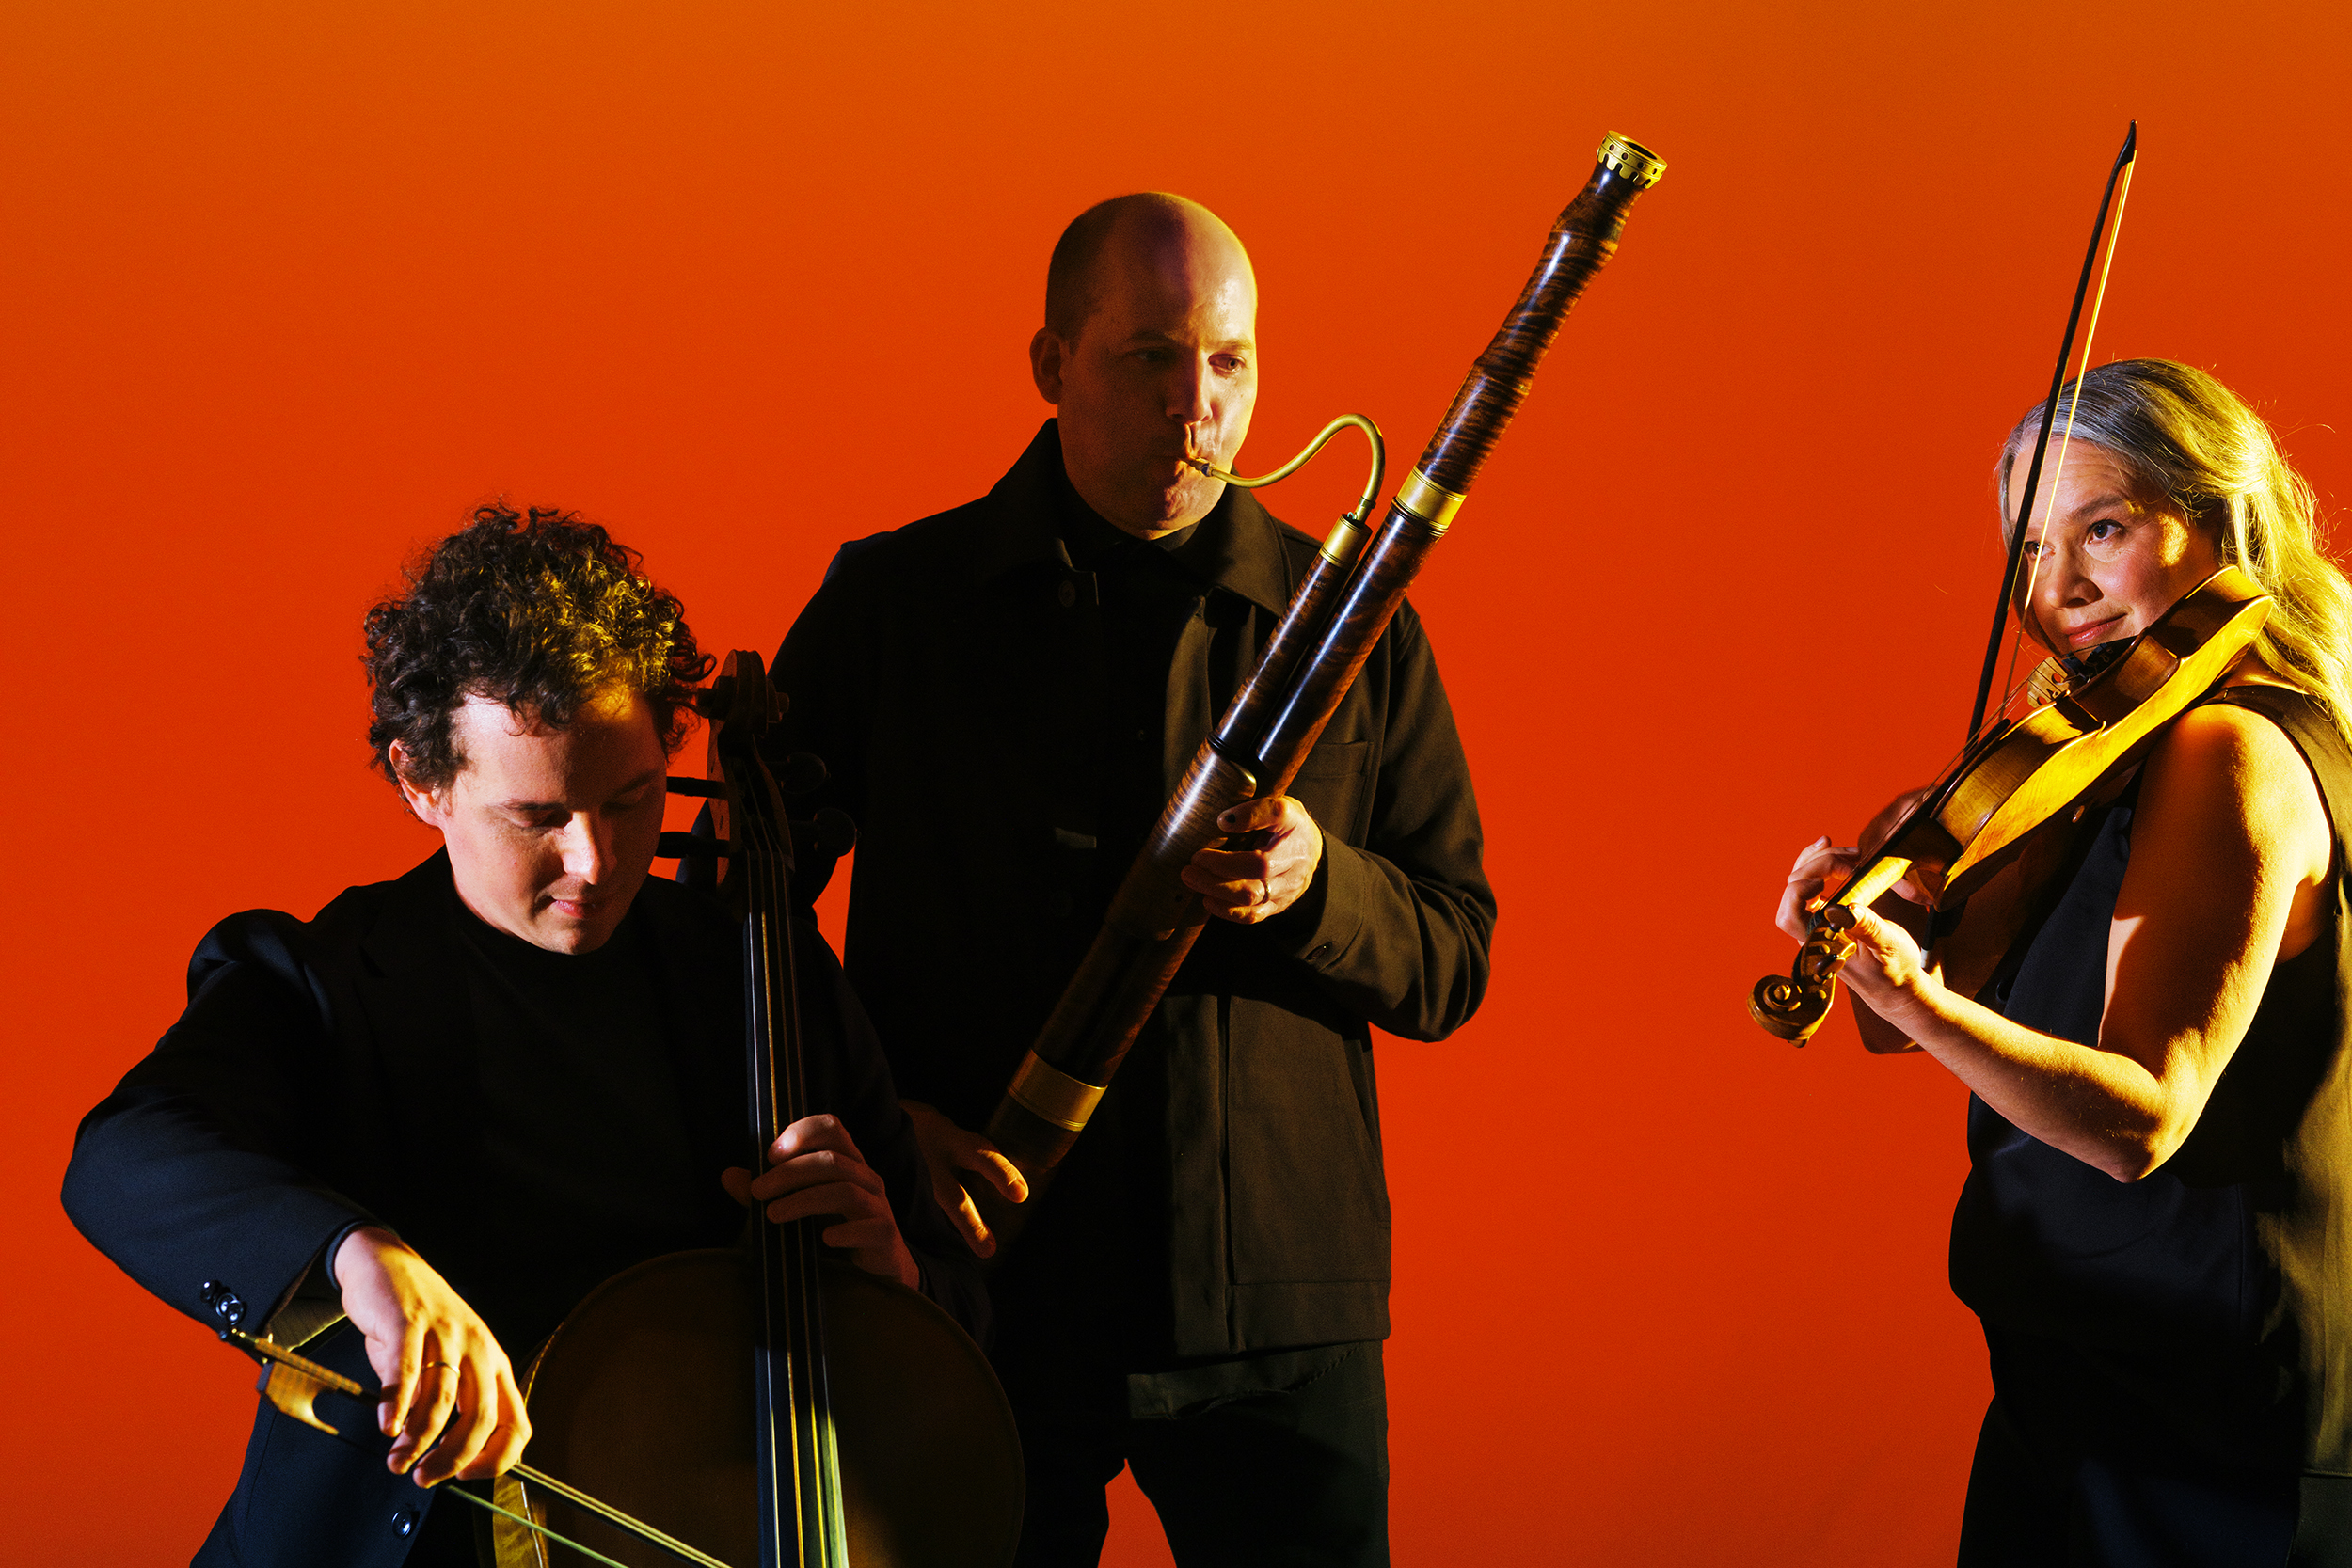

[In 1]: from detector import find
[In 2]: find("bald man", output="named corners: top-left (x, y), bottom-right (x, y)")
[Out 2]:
top-left (764, 195), bottom-right (1494, 1566)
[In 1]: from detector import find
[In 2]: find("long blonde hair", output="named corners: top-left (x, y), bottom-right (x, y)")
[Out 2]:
top-left (1999, 358), bottom-right (2352, 742)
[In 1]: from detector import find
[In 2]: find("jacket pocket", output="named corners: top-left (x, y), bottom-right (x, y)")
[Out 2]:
top-left (1285, 738), bottom-right (1370, 845)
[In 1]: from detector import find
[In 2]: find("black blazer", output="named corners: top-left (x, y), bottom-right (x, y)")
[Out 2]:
top-left (63, 850), bottom-right (979, 1566)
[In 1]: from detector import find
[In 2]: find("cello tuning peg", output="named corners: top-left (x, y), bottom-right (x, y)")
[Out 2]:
top-left (692, 676), bottom-right (738, 721)
top-left (788, 807), bottom-right (857, 859)
top-left (777, 752), bottom-right (829, 796)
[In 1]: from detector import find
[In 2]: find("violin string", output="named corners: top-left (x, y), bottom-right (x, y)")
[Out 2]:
top-left (1992, 156), bottom-right (2137, 721)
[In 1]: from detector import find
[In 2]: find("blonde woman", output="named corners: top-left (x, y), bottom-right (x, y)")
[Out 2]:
top-left (1780, 360), bottom-right (2352, 1562)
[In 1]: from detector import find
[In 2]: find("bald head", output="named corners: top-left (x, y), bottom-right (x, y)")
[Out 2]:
top-left (1044, 193), bottom-right (1254, 348)
top-left (1030, 194), bottom-right (1260, 538)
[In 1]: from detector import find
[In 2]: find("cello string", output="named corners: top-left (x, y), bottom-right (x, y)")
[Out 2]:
top-left (436, 1481), bottom-right (738, 1568)
top-left (730, 774), bottom-right (799, 1561)
top-left (747, 782), bottom-right (842, 1565)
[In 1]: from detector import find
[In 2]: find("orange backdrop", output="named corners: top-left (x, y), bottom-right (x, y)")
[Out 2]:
top-left (6, 2), bottom-right (2348, 1562)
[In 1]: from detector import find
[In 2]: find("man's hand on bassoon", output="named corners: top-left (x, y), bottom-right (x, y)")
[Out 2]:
top-left (1184, 795), bottom-right (1324, 925)
top-left (901, 1101), bottom-right (1027, 1259)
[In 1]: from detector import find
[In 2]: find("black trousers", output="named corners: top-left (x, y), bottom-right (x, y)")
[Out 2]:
top-left (1011, 1341), bottom-right (1389, 1568)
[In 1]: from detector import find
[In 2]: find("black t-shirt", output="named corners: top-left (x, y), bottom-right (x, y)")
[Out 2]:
top-left (442, 886), bottom-right (733, 1353)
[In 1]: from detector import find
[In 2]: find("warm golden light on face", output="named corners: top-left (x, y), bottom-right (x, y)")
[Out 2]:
top-left (1031, 201), bottom-right (1259, 540)
top-left (2007, 444), bottom-right (2221, 657)
top-left (398, 688), bottom-right (670, 954)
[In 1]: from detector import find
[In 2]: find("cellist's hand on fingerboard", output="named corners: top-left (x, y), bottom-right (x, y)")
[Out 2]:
top-left (723, 1114), bottom-right (921, 1289)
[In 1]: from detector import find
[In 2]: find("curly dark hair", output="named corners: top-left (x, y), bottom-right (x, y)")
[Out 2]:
top-left (364, 503), bottom-right (713, 794)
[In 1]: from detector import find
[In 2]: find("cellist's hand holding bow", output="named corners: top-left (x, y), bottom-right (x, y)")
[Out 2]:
top-left (723, 1114), bottom-right (919, 1290)
top-left (332, 1226), bottom-right (531, 1486)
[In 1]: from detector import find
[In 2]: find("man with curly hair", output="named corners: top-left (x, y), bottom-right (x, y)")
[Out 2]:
top-left (63, 505), bottom-right (977, 1568)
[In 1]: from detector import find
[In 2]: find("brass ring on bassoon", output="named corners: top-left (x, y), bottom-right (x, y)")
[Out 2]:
top-left (1393, 468), bottom-right (1467, 534)
top-left (1006, 1051), bottom-right (1108, 1132)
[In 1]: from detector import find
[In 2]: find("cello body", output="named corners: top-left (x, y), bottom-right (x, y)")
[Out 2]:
top-left (494, 1250), bottom-right (1023, 1568)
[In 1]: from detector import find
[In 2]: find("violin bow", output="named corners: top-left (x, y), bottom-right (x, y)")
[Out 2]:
top-left (222, 1327), bottom-right (738, 1568)
top-left (1964, 121), bottom-right (2139, 745)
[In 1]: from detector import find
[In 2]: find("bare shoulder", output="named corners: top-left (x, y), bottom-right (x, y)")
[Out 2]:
top-left (2138, 695), bottom-right (2330, 874)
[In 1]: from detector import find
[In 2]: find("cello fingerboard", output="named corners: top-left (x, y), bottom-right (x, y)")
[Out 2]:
top-left (741, 776), bottom-right (848, 1568)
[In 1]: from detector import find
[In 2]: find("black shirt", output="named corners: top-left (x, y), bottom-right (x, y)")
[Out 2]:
top-left (989, 476), bottom-right (1207, 1392)
top-left (444, 886), bottom-right (738, 1354)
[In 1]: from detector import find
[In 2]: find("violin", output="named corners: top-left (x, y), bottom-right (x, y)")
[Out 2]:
top-left (1744, 123), bottom-right (2272, 1049)
top-left (1749, 566), bottom-right (2272, 1043)
top-left (225, 650), bottom-right (1023, 1568)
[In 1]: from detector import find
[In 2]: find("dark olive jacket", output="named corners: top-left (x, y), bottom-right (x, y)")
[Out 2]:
top-left (773, 420), bottom-right (1496, 1360)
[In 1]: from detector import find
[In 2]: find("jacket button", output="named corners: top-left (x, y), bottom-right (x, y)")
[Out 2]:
top-left (392, 1513), bottom-right (416, 1537)
top-left (199, 1280), bottom-right (246, 1327)
top-left (1056, 580), bottom-right (1077, 609)
top-left (1307, 942), bottom-right (1333, 962)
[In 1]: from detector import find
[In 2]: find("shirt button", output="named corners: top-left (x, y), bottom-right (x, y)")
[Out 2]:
top-left (1057, 580), bottom-right (1077, 609)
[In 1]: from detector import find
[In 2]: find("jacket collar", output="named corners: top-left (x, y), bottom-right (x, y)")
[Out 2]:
top-left (965, 420), bottom-right (1300, 616)
top-left (358, 848), bottom-right (466, 978)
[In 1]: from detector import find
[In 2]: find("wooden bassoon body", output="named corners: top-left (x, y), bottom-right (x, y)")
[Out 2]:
top-left (985, 133), bottom-right (1668, 1172)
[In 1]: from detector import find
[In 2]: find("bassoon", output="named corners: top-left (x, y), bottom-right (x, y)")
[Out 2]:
top-left (985, 132), bottom-right (1669, 1172)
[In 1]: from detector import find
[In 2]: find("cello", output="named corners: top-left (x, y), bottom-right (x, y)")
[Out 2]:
top-left (224, 650), bottom-right (1023, 1568)
top-left (492, 650), bottom-right (1023, 1567)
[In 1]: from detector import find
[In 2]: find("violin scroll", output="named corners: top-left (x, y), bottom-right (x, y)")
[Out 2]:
top-left (1748, 922), bottom-right (1858, 1044)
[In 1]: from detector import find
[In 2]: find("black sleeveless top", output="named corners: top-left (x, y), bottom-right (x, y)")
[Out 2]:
top-left (1949, 685), bottom-right (2352, 1476)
